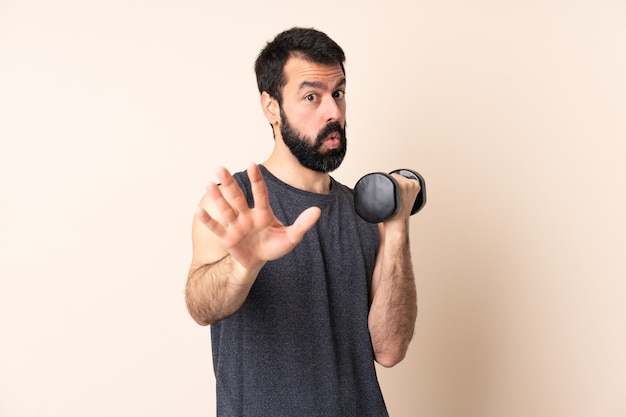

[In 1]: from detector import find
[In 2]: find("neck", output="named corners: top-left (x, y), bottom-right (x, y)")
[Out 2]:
top-left (263, 152), bottom-right (331, 194)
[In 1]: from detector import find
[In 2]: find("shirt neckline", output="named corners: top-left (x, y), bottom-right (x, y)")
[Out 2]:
top-left (258, 164), bottom-right (337, 199)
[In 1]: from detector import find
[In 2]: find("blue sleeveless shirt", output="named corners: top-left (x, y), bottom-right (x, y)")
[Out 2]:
top-left (211, 165), bottom-right (387, 416)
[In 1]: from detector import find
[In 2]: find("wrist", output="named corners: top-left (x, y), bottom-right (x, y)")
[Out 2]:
top-left (230, 255), bottom-right (264, 288)
top-left (381, 217), bottom-right (410, 239)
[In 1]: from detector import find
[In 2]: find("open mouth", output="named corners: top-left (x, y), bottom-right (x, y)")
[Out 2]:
top-left (324, 132), bottom-right (341, 147)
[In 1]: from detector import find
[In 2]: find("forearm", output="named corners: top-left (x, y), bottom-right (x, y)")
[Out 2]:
top-left (185, 255), bottom-right (261, 326)
top-left (368, 223), bottom-right (418, 367)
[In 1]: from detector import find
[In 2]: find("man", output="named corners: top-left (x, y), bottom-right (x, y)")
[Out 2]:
top-left (186, 27), bottom-right (419, 417)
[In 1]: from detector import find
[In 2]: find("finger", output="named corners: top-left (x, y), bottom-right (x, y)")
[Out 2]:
top-left (247, 163), bottom-right (271, 211)
top-left (389, 174), bottom-right (421, 217)
top-left (390, 174), bottom-right (421, 201)
top-left (195, 206), bottom-right (228, 238)
top-left (214, 166), bottom-right (251, 215)
top-left (287, 206), bottom-right (321, 241)
top-left (205, 181), bottom-right (239, 224)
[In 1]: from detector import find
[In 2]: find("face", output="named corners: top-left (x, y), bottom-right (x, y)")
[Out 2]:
top-left (277, 57), bottom-right (348, 173)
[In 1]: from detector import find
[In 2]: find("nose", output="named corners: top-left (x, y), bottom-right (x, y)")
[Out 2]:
top-left (322, 95), bottom-right (343, 123)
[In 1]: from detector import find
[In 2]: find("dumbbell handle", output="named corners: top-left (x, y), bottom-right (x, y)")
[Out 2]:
top-left (353, 169), bottom-right (427, 223)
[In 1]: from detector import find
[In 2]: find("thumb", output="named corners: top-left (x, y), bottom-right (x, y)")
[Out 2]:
top-left (289, 206), bottom-right (321, 238)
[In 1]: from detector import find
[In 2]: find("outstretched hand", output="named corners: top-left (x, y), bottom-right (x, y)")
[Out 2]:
top-left (195, 164), bottom-right (321, 271)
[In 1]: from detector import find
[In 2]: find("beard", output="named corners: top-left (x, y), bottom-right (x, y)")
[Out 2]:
top-left (280, 109), bottom-right (347, 173)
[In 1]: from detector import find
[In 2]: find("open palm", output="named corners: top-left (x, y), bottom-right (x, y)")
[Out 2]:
top-left (196, 164), bottom-right (321, 270)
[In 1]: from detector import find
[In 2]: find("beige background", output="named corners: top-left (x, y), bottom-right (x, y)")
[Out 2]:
top-left (1, 0), bottom-right (625, 416)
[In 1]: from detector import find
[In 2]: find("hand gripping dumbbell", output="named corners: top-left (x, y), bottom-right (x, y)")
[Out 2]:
top-left (353, 169), bottom-right (427, 223)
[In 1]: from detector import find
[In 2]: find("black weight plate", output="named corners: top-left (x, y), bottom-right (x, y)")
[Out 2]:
top-left (354, 172), bottom-right (400, 223)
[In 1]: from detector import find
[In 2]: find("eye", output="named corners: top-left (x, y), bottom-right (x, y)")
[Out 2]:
top-left (305, 93), bottom-right (317, 102)
top-left (333, 90), bottom-right (346, 100)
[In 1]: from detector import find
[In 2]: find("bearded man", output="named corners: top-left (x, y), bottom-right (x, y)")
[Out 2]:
top-left (185, 27), bottom-right (420, 417)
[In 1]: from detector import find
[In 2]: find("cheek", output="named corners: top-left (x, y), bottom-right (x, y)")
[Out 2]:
top-left (284, 107), bottom-right (317, 133)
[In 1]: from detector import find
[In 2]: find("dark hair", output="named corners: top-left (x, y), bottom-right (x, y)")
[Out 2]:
top-left (254, 27), bottom-right (346, 105)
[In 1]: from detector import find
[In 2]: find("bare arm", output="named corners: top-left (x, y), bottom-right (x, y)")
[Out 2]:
top-left (186, 253), bottom-right (262, 326)
top-left (368, 174), bottom-right (420, 367)
top-left (185, 164), bottom-right (321, 326)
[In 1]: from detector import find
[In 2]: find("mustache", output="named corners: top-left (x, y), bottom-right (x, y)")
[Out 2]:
top-left (315, 121), bottom-right (345, 148)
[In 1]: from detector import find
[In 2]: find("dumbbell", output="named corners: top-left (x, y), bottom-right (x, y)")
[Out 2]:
top-left (354, 169), bottom-right (426, 223)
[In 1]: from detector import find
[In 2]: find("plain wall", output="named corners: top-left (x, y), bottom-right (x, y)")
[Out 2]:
top-left (1, 1), bottom-right (625, 416)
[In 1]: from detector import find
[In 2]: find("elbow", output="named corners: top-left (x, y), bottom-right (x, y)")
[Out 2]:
top-left (186, 301), bottom-right (214, 326)
top-left (191, 314), bottom-right (212, 327)
top-left (374, 344), bottom-right (409, 368)
top-left (186, 299), bottom-right (236, 326)
top-left (370, 322), bottom-right (415, 368)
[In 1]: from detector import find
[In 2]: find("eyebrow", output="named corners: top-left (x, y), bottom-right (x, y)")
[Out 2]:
top-left (298, 77), bottom-right (346, 92)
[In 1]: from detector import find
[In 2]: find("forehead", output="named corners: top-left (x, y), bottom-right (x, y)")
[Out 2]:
top-left (283, 56), bottom-right (345, 91)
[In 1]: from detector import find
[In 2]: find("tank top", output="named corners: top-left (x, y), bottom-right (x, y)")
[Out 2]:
top-left (211, 165), bottom-right (388, 416)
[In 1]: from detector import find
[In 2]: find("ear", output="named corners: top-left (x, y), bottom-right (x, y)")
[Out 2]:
top-left (260, 91), bottom-right (280, 126)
